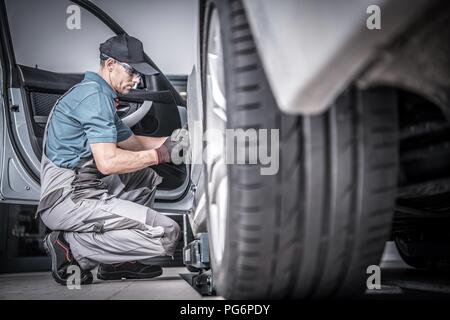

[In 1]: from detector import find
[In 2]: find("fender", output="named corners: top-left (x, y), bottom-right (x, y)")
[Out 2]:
top-left (242, 0), bottom-right (438, 115)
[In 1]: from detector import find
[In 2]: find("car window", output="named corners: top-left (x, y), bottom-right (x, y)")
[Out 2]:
top-left (6, 0), bottom-right (115, 73)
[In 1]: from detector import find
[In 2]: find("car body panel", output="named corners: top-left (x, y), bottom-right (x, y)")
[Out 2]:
top-left (8, 88), bottom-right (41, 177)
top-left (186, 1), bottom-right (209, 234)
top-left (0, 88), bottom-right (41, 204)
top-left (0, 62), bottom-right (4, 200)
top-left (0, 91), bottom-right (42, 204)
top-left (242, 0), bottom-right (437, 115)
top-left (187, 66), bottom-right (208, 234)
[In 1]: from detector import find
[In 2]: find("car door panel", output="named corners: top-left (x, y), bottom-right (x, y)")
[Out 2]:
top-left (2, 63), bottom-right (189, 203)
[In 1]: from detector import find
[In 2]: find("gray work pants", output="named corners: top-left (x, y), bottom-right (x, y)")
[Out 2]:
top-left (40, 166), bottom-right (181, 271)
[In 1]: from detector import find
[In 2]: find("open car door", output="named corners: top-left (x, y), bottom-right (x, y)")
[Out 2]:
top-left (0, 0), bottom-right (189, 203)
top-left (0, 0), bottom-right (192, 272)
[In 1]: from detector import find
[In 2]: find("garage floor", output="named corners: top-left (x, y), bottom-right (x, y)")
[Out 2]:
top-left (0, 267), bottom-right (221, 300)
top-left (0, 243), bottom-right (449, 300)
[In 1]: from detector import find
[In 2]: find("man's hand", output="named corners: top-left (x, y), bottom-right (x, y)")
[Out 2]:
top-left (154, 125), bottom-right (189, 165)
top-left (154, 140), bottom-right (171, 164)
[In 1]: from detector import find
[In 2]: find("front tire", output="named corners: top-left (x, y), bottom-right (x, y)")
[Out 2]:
top-left (202, 0), bottom-right (399, 299)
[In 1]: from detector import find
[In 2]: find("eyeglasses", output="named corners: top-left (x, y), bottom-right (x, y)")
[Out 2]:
top-left (116, 61), bottom-right (141, 80)
top-left (101, 53), bottom-right (141, 80)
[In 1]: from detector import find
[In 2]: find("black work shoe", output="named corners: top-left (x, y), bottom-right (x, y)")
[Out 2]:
top-left (97, 261), bottom-right (163, 280)
top-left (43, 231), bottom-right (93, 285)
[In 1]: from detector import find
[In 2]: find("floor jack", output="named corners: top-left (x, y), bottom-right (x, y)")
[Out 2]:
top-left (179, 215), bottom-right (216, 296)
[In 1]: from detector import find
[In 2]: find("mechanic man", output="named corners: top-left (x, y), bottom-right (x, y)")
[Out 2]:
top-left (37, 35), bottom-right (181, 285)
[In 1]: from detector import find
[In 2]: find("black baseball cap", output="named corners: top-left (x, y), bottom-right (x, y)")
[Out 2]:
top-left (99, 35), bottom-right (159, 76)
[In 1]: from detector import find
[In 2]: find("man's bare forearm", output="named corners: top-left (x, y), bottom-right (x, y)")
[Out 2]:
top-left (118, 134), bottom-right (167, 152)
top-left (136, 135), bottom-right (167, 150)
top-left (94, 146), bottom-right (159, 175)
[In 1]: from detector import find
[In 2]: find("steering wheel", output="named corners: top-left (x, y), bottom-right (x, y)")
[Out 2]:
top-left (121, 100), bottom-right (153, 128)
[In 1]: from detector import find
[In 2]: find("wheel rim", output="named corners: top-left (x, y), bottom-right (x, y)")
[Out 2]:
top-left (205, 8), bottom-right (227, 265)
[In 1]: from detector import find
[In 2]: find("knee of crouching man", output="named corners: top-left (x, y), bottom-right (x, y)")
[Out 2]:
top-left (171, 220), bottom-right (181, 243)
top-left (161, 219), bottom-right (181, 256)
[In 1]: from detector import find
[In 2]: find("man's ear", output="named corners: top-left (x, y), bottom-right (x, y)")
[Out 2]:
top-left (105, 58), bottom-right (115, 71)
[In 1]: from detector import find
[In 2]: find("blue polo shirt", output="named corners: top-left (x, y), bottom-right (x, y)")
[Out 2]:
top-left (45, 71), bottom-right (133, 169)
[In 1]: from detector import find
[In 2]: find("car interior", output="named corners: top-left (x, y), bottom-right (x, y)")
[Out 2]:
top-left (16, 64), bottom-right (188, 191)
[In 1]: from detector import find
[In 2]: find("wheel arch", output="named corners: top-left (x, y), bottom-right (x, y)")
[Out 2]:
top-left (240, 0), bottom-right (445, 116)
